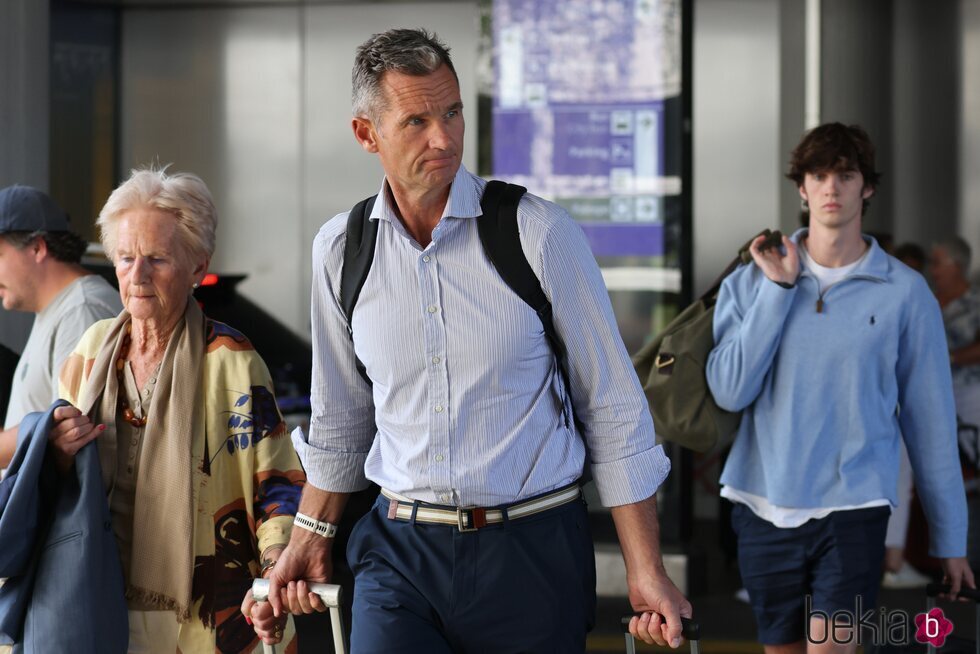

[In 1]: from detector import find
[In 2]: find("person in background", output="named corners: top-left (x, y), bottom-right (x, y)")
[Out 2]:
top-left (894, 242), bottom-right (926, 272)
top-left (866, 230), bottom-right (894, 254)
top-left (0, 185), bottom-right (121, 469)
top-left (929, 236), bottom-right (980, 571)
top-left (708, 123), bottom-right (973, 654)
top-left (49, 168), bottom-right (306, 652)
top-left (880, 445), bottom-right (933, 589)
top-left (266, 27), bottom-right (691, 652)
top-left (882, 240), bottom-right (932, 588)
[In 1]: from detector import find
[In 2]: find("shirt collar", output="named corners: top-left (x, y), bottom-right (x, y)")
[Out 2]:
top-left (790, 227), bottom-right (890, 280)
top-left (370, 164), bottom-right (483, 224)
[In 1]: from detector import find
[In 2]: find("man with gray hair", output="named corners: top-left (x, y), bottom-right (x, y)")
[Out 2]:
top-left (0, 185), bottom-right (121, 468)
top-left (266, 28), bottom-right (690, 652)
top-left (930, 235), bottom-right (980, 570)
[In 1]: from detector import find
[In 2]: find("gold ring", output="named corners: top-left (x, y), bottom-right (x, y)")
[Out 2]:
top-left (274, 626), bottom-right (283, 640)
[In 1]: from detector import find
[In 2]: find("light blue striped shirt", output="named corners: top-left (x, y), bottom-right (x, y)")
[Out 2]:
top-left (295, 165), bottom-right (670, 507)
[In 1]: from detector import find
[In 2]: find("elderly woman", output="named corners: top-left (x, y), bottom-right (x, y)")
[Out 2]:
top-left (929, 236), bottom-right (980, 571)
top-left (51, 168), bottom-right (304, 652)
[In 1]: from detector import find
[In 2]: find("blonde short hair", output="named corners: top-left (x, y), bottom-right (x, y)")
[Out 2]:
top-left (98, 167), bottom-right (217, 265)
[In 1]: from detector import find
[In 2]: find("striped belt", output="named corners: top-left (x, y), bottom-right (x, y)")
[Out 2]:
top-left (380, 485), bottom-right (581, 532)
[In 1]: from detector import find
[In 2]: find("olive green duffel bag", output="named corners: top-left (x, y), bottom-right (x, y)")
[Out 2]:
top-left (632, 229), bottom-right (782, 452)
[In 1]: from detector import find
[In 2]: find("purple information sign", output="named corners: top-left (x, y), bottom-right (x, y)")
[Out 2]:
top-left (579, 223), bottom-right (665, 257)
top-left (494, 112), bottom-right (534, 176)
top-left (491, 0), bottom-right (681, 259)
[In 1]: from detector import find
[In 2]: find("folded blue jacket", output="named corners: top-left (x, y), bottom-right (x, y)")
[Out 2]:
top-left (0, 400), bottom-right (127, 652)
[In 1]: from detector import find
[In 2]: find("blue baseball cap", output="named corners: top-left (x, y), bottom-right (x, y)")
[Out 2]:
top-left (0, 185), bottom-right (71, 234)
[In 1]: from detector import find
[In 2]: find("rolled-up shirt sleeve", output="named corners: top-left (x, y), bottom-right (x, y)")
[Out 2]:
top-left (294, 216), bottom-right (377, 492)
top-left (529, 197), bottom-right (671, 507)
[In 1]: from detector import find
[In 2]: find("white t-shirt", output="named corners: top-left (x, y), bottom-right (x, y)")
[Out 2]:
top-left (4, 275), bottom-right (122, 429)
top-left (723, 241), bottom-right (890, 527)
top-left (797, 243), bottom-right (868, 292)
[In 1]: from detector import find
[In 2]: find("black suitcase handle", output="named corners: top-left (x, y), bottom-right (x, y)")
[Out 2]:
top-left (926, 583), bottom-right (980, 602)
top-left (621, 614), bottom-right (701, 641)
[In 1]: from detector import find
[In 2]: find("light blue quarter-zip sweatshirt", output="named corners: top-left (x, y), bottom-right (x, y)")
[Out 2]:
top-left (707, 228), bottom-right (967, 557)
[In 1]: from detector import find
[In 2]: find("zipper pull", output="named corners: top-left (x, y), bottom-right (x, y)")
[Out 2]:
top-left (816, 297), bottom-right (824, 313)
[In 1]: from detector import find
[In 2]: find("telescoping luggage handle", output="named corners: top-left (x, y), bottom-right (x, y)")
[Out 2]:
top-left (925, 583), bottom-right (980, 654)
top-left (622, 615), bottom-right (701, 654)
top-left (251, 578), bottom-right (347, 654)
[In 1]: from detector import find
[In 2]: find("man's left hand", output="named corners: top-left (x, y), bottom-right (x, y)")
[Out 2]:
top-left (627, 569), bottom-right (693, 648)
top-left (940, 556), bottom-right (976, 599)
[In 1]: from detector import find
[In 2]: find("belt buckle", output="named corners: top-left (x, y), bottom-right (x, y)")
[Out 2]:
top-left (456, 507), bottom-right (478, 532)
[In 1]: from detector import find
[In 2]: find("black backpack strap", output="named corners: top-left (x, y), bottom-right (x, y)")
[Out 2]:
top-left (478, 182), bottom-right (545, 313)
top-left (340, 194), bottom-right (379, 387)
top-left (478, 181), bottom-right (577, 430)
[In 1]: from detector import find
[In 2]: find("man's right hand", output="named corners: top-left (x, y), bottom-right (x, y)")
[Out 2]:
top-left (267, 534), bottom-right (333, 617)
top-left (749, 233), bottom-right (799, 286)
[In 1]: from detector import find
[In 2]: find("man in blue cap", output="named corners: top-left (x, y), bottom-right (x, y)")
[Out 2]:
top-left (0, 185), bottom-right (121, 467)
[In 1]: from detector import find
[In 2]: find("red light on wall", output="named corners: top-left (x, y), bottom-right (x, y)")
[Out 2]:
top-left (201, 273), bottom-right (219, 287)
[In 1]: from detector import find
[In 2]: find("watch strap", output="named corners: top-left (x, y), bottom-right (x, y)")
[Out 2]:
top-left (294, 512), bottom-right (338, 538)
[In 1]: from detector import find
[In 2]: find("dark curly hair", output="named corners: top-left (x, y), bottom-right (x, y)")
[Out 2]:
top-left (1, 230), bottom-right (88, 263)
top-left (787, 123), bottom-right (881, 215)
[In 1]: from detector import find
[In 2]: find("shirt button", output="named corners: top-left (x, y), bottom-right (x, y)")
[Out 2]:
top-left (143, 389), bottom-right (150, 397)
top-left (434, 405), bottom-right (444, 413)
top-left (434, 454), bottom-right (444, 462)
top-left (427, 305), bottom-right (437, 314)
top-left (422, 255), bottom-right (431, 263)
top-left (149, 378), bottom-right (156, 384)
top-left (432, 356), bottom-right (441, 364)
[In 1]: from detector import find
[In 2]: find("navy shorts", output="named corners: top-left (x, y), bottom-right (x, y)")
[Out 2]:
top-left (346, 493), bottom-right (596, 653)
top-left (731, 503), bottom-right (890, 645)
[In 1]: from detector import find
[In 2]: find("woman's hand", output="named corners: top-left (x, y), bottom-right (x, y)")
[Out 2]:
top-left (49, 405), bottom-right (105, 473)
top-left (241, 588), bottom-right (287, 645)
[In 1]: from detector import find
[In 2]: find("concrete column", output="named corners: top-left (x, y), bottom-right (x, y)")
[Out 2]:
top-left (778, 0), bottom-right (807, 233)
top-left (0, 0), bottom-right (49, 189)
top-left (0, 0), bottom-right (48, 352)
top-left (692, 0), bottom-right (781, 297)
top-left (891, 0), bottom-right (960, 249)
top-left (960, 0), bottom-right (980, 277)
top-left (819, 0), bottom-right (895, 236)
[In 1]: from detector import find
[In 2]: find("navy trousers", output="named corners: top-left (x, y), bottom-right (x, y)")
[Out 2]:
top-left (346, 494), bottom-right (596, 653)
